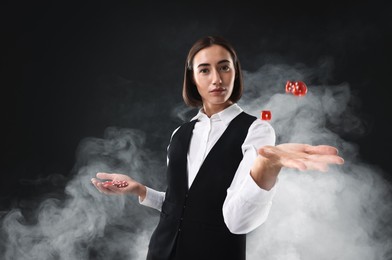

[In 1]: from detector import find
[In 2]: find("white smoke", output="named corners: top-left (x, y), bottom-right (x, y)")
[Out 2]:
top-left (240, 63), bottom-right (392, 260)
top-left (1, 62), bottom-right (391, 260)
top-left (0, 127), bottom-right (161, 260)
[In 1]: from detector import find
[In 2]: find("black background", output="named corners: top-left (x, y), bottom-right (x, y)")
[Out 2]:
top-left (2, 1), bottom-right (392, 212)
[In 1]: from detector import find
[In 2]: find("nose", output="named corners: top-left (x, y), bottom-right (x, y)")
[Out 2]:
top-left (212, 70), bottom-right (222, 85)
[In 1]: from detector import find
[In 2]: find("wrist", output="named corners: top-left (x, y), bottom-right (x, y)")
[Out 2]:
top-left (250, 157), bottom-right (280, 190)
top-left (250, 170), bottom-right (277, 190)
top-left (138, 184), bottom-right (147, 201)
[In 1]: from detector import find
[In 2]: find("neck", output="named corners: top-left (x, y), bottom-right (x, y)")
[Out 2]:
top-left (203, 102), bottom-right (233, 117)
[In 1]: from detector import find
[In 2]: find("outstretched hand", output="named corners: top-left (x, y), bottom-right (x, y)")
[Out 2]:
top-left (259, 143), bottom-right (344, 172)
top-left (251, 143), bottom-right (344, 190)
top-left (91, 172), bottom-right (146, 198)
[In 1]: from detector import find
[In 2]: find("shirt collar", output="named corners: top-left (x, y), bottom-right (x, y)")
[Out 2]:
top-left (191, 103), bottom-right (243, 126)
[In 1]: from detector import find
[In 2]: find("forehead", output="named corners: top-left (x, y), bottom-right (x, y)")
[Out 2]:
top-left (193, 45), bottom-right (232, 66)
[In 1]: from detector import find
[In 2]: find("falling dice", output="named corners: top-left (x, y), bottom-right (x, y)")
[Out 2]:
top-left (260, 80), bottom-right (308, 121)
top-left (285, 80), bottom-right (308, 96)
top-left (261, 110), bottom-right (272, 121)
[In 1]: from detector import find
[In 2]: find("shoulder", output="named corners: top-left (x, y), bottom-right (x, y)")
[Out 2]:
top-left (245, 117), bottom-right (276, 146)
top-left (170, 119), bottom-right (197, 139)
top-left (233, 109), bottom-right (275, 137)
top-left (250, 117), bottom-right (275, 133)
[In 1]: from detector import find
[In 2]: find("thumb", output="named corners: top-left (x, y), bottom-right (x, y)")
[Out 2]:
top-left (258, 146), bottom-right (276, 158)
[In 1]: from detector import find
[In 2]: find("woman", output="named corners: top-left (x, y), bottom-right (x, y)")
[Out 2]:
top-left (91, 35), bottom-right (344, 260)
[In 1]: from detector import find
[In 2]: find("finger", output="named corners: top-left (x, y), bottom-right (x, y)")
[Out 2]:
top-left (91, 178), bottom-right (114, 193)
top-left (101, 182), bottom-right (116, 190)
top-left (96, 172), bottom-right (114, 180)
top-left (280, 157), bottom-right (307, 171)
top-left (300, 159), bottom-right (329, 172)
top-left (306, 154), bottom-right (345, 165)
top-left (96, 182), bottom-right (118, 195)
top-left (258, 146), bottom-right (280, 160)
top-left (259, 146), bottom-right (307, 163)
top-left (305, 145), bottom-right (339, 155)
top-left (91, 178), bottom-right (105, 187)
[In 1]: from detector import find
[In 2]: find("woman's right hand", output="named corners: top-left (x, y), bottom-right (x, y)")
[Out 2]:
top-left (91, 172), bottom-right (146, 200)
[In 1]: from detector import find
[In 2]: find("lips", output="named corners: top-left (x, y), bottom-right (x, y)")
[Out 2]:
top-left (209, 87), bottom-right (226, 93)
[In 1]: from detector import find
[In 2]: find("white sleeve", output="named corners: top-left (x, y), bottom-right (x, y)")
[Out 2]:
top-left (223, 119), bottom-right (278, 234)
top-left (139, 187), bottom-right (166, 211)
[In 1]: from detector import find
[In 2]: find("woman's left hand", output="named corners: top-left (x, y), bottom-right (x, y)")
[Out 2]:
top-left (250, 143), bottom-right (344, 190)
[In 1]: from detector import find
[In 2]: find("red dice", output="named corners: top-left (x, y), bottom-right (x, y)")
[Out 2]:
top-left (261, 110), bottom-right (272, 121)
top-left (103, 180), bottom-right (129, 188)
top-left (285, 80), bottom-right (308, 96)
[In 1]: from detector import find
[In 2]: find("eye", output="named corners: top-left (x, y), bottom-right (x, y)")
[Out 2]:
top-left (199, 68), bottom-right (209, 74)
top-left (220, 65), bottom-right (231, 72)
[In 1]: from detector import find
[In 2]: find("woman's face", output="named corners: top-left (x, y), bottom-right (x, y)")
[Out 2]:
top-left (192, 44), bottom-right (235, 115)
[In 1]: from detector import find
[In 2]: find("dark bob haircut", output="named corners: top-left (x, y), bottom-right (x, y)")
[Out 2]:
top-left (182, 35), bottom-right (244, 107)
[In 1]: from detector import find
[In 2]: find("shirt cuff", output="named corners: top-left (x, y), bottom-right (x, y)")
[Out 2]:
top-left (139, 186), bottom-right (165, 211)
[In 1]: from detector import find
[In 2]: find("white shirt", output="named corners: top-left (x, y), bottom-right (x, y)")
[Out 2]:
top-left (140, 103), bottom-right (277, 234)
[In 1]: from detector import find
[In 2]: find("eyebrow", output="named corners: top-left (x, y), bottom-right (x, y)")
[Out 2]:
top-left (196, 59), bottom-right (231, 68)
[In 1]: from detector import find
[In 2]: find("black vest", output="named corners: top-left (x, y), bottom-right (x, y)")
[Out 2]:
top-left (147, 112), bottom-right (256, 260)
